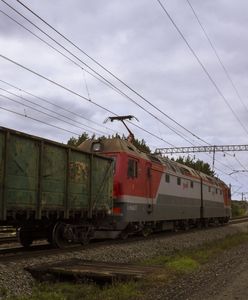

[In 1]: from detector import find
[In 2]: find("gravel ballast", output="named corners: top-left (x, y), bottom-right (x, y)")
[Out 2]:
top-left (0, 223), bottom-right (247, 299)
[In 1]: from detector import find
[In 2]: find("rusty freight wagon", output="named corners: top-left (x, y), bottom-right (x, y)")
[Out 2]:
top-left (0, 127), bottom-right (114, 248)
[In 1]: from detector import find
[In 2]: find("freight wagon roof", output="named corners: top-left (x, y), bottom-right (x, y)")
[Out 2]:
top-left (0, 126), bottom-right (112, 162)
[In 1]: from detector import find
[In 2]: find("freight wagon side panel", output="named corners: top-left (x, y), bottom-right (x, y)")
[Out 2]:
top-left (91, 156), bottom-right (113, 211)
top-left (68, 150), bottom-right (90, 210)
top-left (41, 144), bottom-right (67, 210)
top-left (0, 127), bottom-right (114, 222)
top-left (3, 133), bottom-right (39, 215)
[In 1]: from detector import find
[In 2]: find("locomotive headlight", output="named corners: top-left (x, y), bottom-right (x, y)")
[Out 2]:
top-left (92, 142), bottom-right (102, 152)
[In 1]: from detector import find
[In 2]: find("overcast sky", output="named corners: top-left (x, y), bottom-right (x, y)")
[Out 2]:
top-left (0, 0), bottom-right (248, 199)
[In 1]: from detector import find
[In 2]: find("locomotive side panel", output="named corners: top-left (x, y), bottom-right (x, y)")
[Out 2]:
top-left (155, 172), bottom-right (202, 220)
top-left (202, 184), bottom-right (227, 218)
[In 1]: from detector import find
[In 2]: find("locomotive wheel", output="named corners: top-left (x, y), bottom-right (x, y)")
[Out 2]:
top-left (52, 222), bottom-right (73, 248)
top-left (141, 227), bottom-right (152, 238)
top-left (204, 219), bottom-right (209, 228)
top-left (17, 227), bottom-right (33, 248)
top-left (182, 220), bottom-right (190, 231)
top-left (120, 231), bottom-right (129, 240)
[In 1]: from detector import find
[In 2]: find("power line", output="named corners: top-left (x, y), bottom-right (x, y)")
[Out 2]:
top-left (186, 0), bottom-right (248, 116)
top-left (11, 0), bottom-right (248, 174)
top-left (0, 53), bottom-right (175, 147)
top-left (185, 0), bottom-right (248, 173)
top-left (11, 0), bottom-right (213, 146)
top-left (0, 87), bottom-right (108, 136)
top-left (0, 105), bottom-right (81, 136)
top-left (0, 93), bottom-right (103, 136)
top-left (0, 79), bottom-right (116, 134)
top-left (1, 2), bottom-right (246, 180)
top-left (0, 3), bottom-right (192, 147)
top-left (0, 9), bottom-right (132, 107)
top-left (156, 0), bottom-right (248, 136)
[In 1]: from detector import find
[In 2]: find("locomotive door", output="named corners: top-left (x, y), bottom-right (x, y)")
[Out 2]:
top-left (146, 162), bottom-right (153, 213)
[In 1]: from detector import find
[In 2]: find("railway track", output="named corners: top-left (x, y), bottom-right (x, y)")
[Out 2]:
top-left (0, 229), bottom-right (194, 263)
top-left (0, 226), bottom-right (16, 245)
top-left (0, 236), bottom-right (17, 244)
top-left (0, 217), bottom-right (247, 263)
top-left (229, 215), bottom-right (248, 224)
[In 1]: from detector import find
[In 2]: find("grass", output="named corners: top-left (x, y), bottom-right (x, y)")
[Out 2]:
top-left (143, 232), bottom-right (248, 270)
top-left (5, 232), bottom-right (248, 300)
top-left (6, 282), bottom-right (141, 300)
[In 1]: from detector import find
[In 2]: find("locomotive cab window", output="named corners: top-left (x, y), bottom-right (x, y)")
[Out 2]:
top-left (190, 181), bottom-right (194, 188)
top-left (127, 159), bottom-right (138, 178)
top-left (177, 177), bottom-right (181, 186)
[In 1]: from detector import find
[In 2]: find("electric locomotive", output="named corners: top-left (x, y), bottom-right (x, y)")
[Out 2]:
top-left (79, 118), bottom-right (231, 239)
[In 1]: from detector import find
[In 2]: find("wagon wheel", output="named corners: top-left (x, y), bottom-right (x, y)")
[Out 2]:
top-left (52, 222), bottom-right (74, 249)
top-left (17, 227), bottom-right (33, 248)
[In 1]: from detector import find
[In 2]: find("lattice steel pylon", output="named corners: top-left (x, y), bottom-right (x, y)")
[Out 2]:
top-left (155, 144), bottom-right (248, 171)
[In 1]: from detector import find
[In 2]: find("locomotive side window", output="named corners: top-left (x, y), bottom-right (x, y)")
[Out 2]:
top-left (190, 181), bottom-right (194, 188)
top-left (177, 177), bottom-right (181, 185)
top-left (127, 159), bottom-right (138, 178)
top-left (165, 173), bottom-right (170, 183)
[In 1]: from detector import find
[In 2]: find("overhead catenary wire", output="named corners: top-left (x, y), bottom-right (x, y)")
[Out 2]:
top-left (0, 93), bottom-right (103, 136)
top-left (1, 79), bottom-right (238, 176)
top-left (0, 79), bottom-right (116, 134)
top-left (0, 105), bottom-right (81, 136)
top-left (8, 0), bottom-right (247, 173)
top-left (0, 9), bottom-right (131, 106)
top-left (0, 87), bottom-right (109, 136)
top-left (0, 14), bottom-right (240, 178)
top-left (9, 0), bottom-right (214, 146)
top-left (185, 0), bottom-right (248, 172)
top-left (185, 0), bottom-right (248, 116)
top-left (0, 1), bottom-right (195, 147)
top-left (156, 0), bottom-right (248, 136)
top-left (0, 67), bottom-right (240, 183)
top-left (0, 2), bottom-right (244, 183)
top-left (0, 53), bottom-right (175, 147)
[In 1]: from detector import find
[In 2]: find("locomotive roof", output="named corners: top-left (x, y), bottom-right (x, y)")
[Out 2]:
top-left (78, 137), bottom-right (149, 159)
top-left (78, 137), bottom-right (226, 187)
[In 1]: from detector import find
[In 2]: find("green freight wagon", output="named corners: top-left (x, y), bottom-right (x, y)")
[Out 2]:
top-left (0, 127), bottom-right (114, 247)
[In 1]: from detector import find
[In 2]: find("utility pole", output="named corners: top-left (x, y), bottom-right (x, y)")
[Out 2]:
top-left (212, 146), bottom-right (216, 172)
